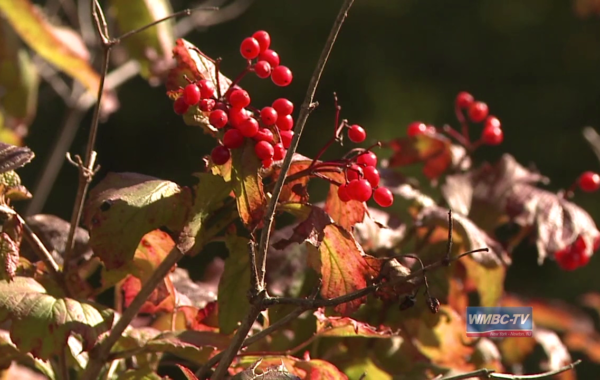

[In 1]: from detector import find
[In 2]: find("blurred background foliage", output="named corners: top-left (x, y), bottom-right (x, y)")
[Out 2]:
top-left (8, 0), bottom-right (600, 369)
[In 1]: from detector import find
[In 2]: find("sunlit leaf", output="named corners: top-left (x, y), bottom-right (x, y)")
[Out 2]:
top-left (325, 183), bottom-right (368, 231)
top-left (353, 207), bottom-right (406, 253)
top-left (0, 142), bottom-right (34, 174)
top-left (218, 234), bottom-right (251, 334)
top-left (83, 172), bottom-right (192, 269)
top-left (236, 356), bottom-right (346, 380)
top-left (0, 0), bottom-right (100, 95)
top-left (230, 140), bottom-right (267, 229)
top-left (343, 356), bottom-right (391, 380)
top-left (314, 309), bottom-right (395, 338)
top-left (0, 277), bottom-right (114, 360)
top-left (267, 154), bottom-right (314, 203)
top-left (109, 0), bottom-right (175, 84)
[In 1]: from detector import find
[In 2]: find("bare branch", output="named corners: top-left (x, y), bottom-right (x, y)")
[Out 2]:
top-left (439, 359), bottom-right (581, 380)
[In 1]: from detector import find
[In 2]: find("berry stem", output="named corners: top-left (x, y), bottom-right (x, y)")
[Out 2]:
top-left (455, 103), bottom-right (471, 144)
top-left (214, 57), bottom-right (223, 99)
top-left (308, 121), bottom-right (347, 170)
top-left (224, 65), bottom-right (252, 100)
top-left (342, 142), bottom-right (382, 160)
top-left (443, 124), bottom-right (471, 149)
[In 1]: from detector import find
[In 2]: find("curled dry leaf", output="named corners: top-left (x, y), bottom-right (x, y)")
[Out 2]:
top-left (443, 154), bottom-right (600, 264)
top-left (533, 328), bottom-right (573, 371)
top-left (235, 356), bottom-right (345, 380)
top-left (314, 308), bottom-right (396, 338)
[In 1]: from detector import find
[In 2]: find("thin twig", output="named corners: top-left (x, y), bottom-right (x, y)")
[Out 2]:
top-left (255, 0), bottom-right (356, 287)
top-left (17, 214), bottom-right (61, 280)
top-left (80, 248), bottom-right (184, 379)
top-left (439, 359), bottom-right (581, 380)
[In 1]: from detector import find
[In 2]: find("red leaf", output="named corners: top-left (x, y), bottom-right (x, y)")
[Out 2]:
top-left (385, 132), bottom-right (453, 180)
top-left (122, 274), bottom-right (175, 314)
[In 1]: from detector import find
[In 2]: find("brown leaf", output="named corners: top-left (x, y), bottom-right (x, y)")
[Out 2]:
top-left (267, 154), bottom-right (314, 203)
top-left (231, 140), bottom-right (267, 229)
top-left (0, 233), bottom-right (18, 281)
top-left (273, 205), bottom-right (333, 250)
top-left (385, 132), bottom-right (453, 180)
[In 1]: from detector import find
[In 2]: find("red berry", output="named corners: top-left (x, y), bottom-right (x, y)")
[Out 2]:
top-left (260, 107), bottom-right (278, 126)
top-left (468, 101), bottom-right (489, 123)
top-left (272, 98), bottom-right (294, 116)
top-left (262, 158), bottom-right (274, 168)
top-left (338, 184), bottom-right (351, 202)
top-left (356, 151), bottom-right (377, 167)
top-left (276, 114), bottom-right (294, 131)
top-left (578, 171), bottom-right (600, 192)
top-left (456, 91), bottom-right (474, 109)
top-left (484, 116), bottom-right (501, 129)
top-left (223, 129), bottom-right (245, 149)
top-left (254, 128), bottom-right (274, 143)
top-left (280, 130), bottom-right (293, 148)
top-left (573, 235), bottom-right (587, 252)
top-left (209, 109), bottom-right (228, 129)
top-left (481, 126), bottom-right (503, 145)
top-left (363, 166), bottom-right (380, 187)
top-left (271, 65), bottom-right (293, 86)
top-left (348, 124), bottom-right (366, 143)
top-left (555, 247), bottom-right (579, 271)
top-left (182, 84), bottom-right (201, 106)
top-left (254, 61), bottom-right (272, 79)
top-left (347, 179), bottom-right (373, 202)
top-left (346, 164), bottom-right (362, 181)
top-left (173, 97), bottom-right (189, 115)
top-left (238, 117), bottom-right (260, 138)
top-left (229, 89), bottom-right (251, 109)
top-left (273, 143), bottom-right (285, 160)
top-left (252, 30), bottom-right (271, 52)
top-left (211, 146), bottom-right (231, 165)
top-left (240, 37), bottom-right (261, 59)
top-left (198, 79), bottom-right (216, 99)
top-left (259, 49), bottom-right (280, 67)
top-left (229, 108), bottom-right (250, 128)
top-left (199, 99), bottom-right (215, 112)
top-left (407, 122), bottom-right (427, 137)
top-left (373, 187), bottom-right (394, 207)
top-left (255, 140), bottom-right (274, 160)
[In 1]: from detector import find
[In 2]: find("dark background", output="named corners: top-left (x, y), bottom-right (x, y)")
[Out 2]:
top-left (14, 0), bottom-right (600, 376)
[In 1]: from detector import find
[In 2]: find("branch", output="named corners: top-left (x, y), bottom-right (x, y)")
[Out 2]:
top-left (17, 214), bottom-right (60, 277)
top-left (81, 247), bottom-right (184, 379)
top-left (439, 359), bottom-right (581, 380)
top-left (255, 0), bottom-right (356, 287)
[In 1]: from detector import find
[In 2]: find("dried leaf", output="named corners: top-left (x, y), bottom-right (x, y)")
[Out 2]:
top-left (0, 277), bottom-right (114, 360)
top-left (353, 207), bottom-right (406, 252)
top-left (218, 235), bottom-right (251, 334)
top-left (0, 233), bottom-right (18, 281)
top-left (385, 132), bottom-right (453, 180)
top-left (230, 140), bottom-right (267, 229)
top-left (0, 143), bottom-right (34, 174)
top-left (314, 309), bottom-right (395, 338)
top-left (83, 172), bottom-right (192, 269)
top-left (266, 225), bottom-right (308, 297)
top-left (236, 356), bottom-right (346, 380)
top-left (273, 204), bottom-right (332, 250)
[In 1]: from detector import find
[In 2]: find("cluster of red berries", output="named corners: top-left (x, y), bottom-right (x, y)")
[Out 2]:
top-left (455, 91), bottom-right (503, 146)
top-left (578, 171), bottom-right (600, 192)
top-left (337, 148), bottom-right (394, 208)
top-left (554, 235), bottom-right (596, 271)
top-left (172, 31), bottom-right (295, 168)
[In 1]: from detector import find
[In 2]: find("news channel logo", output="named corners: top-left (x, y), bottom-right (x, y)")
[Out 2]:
top-left (466, 307), bottom-right (533, 337)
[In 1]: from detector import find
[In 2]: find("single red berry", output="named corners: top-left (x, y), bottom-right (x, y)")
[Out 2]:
top-left (209, 109), bottom-right (228, 129)
top-left (356, 151), bottom-right (377, 167)
top-left (348, 124), bottom-right (366, 143)
top-left (255, 140), bottom-right (274, 160)
top-left (363, 166), bottom-right (380, 187)
top-left (254, 61), bottom-right (272, 79)
top-left (238, 117), bottom-right (260, 138)
top-left (199, 99), bottom-right (216, 112)
top-left (223, 128), bottom-right (245, 149)
top-left (573, 235), bottom-right (587, 253)
top-left (280, 130), bottom-right (293, 148)
top-left (338, 184), bottom-right (351, 202)
top-left (456, 91), bottom-right (474, 109)
top-left (273, 143), bottom-right (285, 160)
top-left (271, 66), bottom-right (293, 86)
top-left (484, 116), bottom-right (501, 129)
top-left (262, 158), bottom-right (274, 168)
top-left (578, 171), bottom-right (600, 192)
top-left (198, 79), bottom-right (216, 99)
top-left (211, 145), bottom-right (231, 165)
top-left (272, 98), bottom-right (294, 116)
top-left (173, 97), bottom-right (189, 115)
top-left (481, 126), bottom-right (503, 145)
top-left (347, 179), bottom-right (373, 202)
top-left (407, 122), bottom-right (427, 137)
top-left (229, 89), bottom-right (251, 109)
top-left (346, 164), bottom-right (362, 181)
top-left (240, 37), bottom-right (261, 59)
top-left (555, 247), bottom-right (579, 271)
top-left (260, 107), bottom-right (278, 126)
top-left (229, 108), bottom-right (250, 128)
top-left (373, 187), bottom-right (394, 207)
top-left (254, 128), bottom-right (274, 142)
top-left (468, 101), bottom-right (489, 123)
top-left (252, 30), bottom-right (271, 52)
top-left (276, 114), bottom-right (294, 131)
top-left (259, 49), bottom-right (280, 68)
top-left (182, 84), bottom-right (201, 106)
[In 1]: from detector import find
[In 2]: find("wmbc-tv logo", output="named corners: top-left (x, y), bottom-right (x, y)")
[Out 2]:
top-left (466, 307), bottom-right (533, 338)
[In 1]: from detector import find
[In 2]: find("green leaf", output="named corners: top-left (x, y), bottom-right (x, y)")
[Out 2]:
top-left (109, 0), bottom-right (174, 83)
top-left (218, 234), bottom-right (251, 334)
top-left (83, 172), bottom-right (192, 269)
top-left (0, 329), bottom-right (55, 379)
top-left (343, 357), bottom-right (391, 380)
top-left (0, 277), bottom-right (114, 360)
top-left (0, 0), bottom-right (100, 96)
top-left (230, 139), bottom-right (267, 229)
top-left (0, 20), bottom-right (38, 132)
